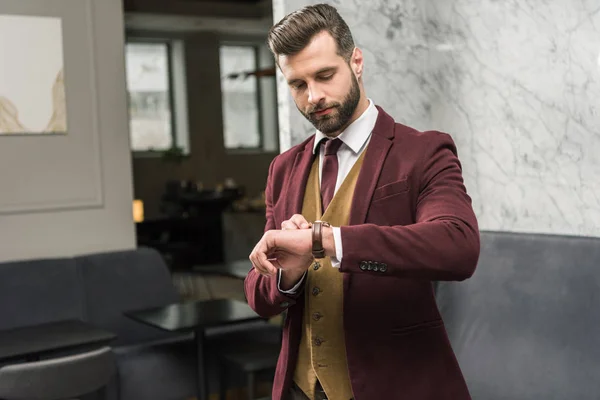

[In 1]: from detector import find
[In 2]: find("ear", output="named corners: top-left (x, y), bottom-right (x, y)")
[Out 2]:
top-left (350, 47), bottom-right (364, 79)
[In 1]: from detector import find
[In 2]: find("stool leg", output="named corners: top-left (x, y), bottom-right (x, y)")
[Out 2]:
top-left (246, 371), bottom-right (255, 400)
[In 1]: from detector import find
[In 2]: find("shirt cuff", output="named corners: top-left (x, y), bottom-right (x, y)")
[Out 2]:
top-left (331, 227), bottom-right (343, 268)
top-left (277, 269), bottom-right (307, 294)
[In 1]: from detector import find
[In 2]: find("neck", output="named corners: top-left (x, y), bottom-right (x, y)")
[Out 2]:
top-left (328, 95), bottom-right (370, 138)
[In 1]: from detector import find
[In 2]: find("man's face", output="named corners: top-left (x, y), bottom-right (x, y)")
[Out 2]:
top-left (278, 31), bottom-right (361, 136)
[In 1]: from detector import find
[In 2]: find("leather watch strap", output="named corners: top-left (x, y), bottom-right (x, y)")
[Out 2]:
top-left (311, 221), bottom-right (330, 259)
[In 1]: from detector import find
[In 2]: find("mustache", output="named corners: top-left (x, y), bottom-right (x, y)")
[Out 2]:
top-left (307, 103), bottom-right (339, 114)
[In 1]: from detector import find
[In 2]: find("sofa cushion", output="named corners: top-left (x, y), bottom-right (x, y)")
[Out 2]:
top-left (77, 247), bottom-right (180, 346)
top-left (0, 257), bottom-right (83, 330)
top-left (436, 231), bottom-right (600, 399)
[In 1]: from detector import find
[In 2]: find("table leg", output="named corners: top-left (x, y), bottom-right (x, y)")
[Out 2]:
top-left (195, 329), bottom-right (209, 400)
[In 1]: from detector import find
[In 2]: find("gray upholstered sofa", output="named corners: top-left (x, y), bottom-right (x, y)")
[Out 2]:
top-left (437, 231), bottom-right (600, 399)
top-left (0, 247), bottom-right (274, 400)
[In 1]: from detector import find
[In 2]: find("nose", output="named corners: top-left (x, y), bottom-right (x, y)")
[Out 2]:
top-left (307, 83), bottom-right (325, 106)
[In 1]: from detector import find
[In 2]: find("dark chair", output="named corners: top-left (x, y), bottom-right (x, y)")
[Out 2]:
top-left (76, 247), bottom-right (197, 400)
top-left (436, 231), bottom-right (600, 400)
top-left (0, 346), bottom-right (115, 400)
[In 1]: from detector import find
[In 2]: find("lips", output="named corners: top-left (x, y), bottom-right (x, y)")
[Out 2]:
top-left (313, 107), bottom-right (334, 117)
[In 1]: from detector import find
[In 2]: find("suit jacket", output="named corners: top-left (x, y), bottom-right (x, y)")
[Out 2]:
top-left (244, 106), bottom-right (480, 400)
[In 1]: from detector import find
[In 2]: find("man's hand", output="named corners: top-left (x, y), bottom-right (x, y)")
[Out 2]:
top-left (249, 214), bottom-right (314, 281)
top-left (281, 214), bottom-right (311, 230)
top-left (279, 214), bottom-right (313, 289)
top-left (249, 228), bottom-right (313, 276)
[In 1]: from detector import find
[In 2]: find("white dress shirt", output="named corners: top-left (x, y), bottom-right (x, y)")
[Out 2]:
top-left (279, 99), bottom-right (379, 293)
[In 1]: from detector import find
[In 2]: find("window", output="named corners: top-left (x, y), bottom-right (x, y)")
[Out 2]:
top-left (125, 40), bottom-right (188, 153)
top-left (219, 44), bottom-right (278, 152)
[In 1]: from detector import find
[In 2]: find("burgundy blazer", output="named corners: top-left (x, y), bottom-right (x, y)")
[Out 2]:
top-left (244, 106), bottom-right (480, 400)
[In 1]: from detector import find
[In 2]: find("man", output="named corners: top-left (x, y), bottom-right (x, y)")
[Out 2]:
top-left (246, 4), bottom-right (479, 400)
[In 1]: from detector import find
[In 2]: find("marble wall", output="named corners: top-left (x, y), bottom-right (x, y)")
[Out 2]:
top-left (272, 0), bottom-right (600, 237)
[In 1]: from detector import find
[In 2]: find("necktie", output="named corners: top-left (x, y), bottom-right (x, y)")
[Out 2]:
top-left (320, 138), bottom-right (343, 211)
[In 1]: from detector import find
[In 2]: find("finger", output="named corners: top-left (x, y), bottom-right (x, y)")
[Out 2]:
top-left (290, 214), bottom-right (311, 229)
top-left (250, 251), bottom-right (272, 276)
top-left (256, 251), bottom-right (277, 276)
top-left (249, 253), bottom-right (264, 275)
top-left (249, 243), bottom-right (270, 276)
top-left (257, 235), bottom-right (279, 275)
top-left (251, 257), bottom-right (272, 276)
top-left (281, 220), bottom-right (298, 230)
top-left (271, 258), bottom-right (284, 270)
top-left (253, 236), bottom-right (277, 275)
top-left (251, 237), bottom-right (278, 276)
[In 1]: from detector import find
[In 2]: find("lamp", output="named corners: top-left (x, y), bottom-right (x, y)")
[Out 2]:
top-left (132, 199), bottom-right (144, 223)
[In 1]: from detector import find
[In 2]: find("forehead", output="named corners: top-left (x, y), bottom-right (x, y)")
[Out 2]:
top-left (278, 31), bottom-right (344, 79)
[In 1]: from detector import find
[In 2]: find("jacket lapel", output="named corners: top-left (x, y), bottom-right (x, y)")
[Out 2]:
top-left (349, 106), bottom-right (395, 225)
top-left (285, 138), bottom-right (317, 218)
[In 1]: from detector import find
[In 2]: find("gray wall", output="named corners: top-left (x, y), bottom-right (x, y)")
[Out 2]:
top-left (273, 0), bottom-right (600, 237)
top-left (131, 32), bottom-right (278, 218)
top-left (0, 0), bottom-right (136, 262)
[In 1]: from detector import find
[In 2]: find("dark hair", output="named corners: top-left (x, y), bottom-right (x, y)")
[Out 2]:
top-left (268, 4), bottom-right (355, 62)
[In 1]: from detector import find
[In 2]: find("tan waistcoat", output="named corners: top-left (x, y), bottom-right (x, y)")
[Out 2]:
top-left (293, 149), bottom-right (366, 400)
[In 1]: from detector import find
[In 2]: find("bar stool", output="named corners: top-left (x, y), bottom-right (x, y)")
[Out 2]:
top-left (0, 346), bottom-right (116, 400)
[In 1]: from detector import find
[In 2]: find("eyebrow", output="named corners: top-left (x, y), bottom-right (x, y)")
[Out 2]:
top-left (287, 67), bottom-right (338, 86)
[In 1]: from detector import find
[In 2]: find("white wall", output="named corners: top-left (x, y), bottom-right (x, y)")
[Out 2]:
top-left (0, 0), bottom-right (136, 262)
top-left (273, 0), bottom-right (600, 237)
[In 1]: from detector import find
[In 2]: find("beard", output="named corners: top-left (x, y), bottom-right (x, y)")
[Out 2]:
top-left (298, 73), bottom-right (361, 136)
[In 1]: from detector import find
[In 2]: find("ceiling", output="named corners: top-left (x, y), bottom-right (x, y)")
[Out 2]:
top-left (123, 0), bottom-right (272, 34)
top-left (179, 0), bottom-right (263, 3)
top-left (124, 0), bottom-right (271, 21)
top-left (125, 13), bottom-right (272, 36)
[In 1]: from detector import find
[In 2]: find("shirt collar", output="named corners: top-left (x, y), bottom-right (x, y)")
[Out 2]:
top-left (312, 99), bottom-right (379, 154)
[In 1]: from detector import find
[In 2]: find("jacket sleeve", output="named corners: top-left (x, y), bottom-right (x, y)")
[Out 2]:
top-left (244, 156), bottom-right (304, 318)
top-left (339, 132), bottom-right (480, 281)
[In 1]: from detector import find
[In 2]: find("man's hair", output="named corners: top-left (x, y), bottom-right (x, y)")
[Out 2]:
top-left (268, 4), bottom-right (355, 63)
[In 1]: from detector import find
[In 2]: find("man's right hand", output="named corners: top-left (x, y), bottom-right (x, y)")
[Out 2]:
top-left (249, 214), bottom-right (314, 289)
top-left (279, 214), bottom-right (312, 289)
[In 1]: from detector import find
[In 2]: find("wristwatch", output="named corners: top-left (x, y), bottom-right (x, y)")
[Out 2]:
top-left (311, 220), bottom-right (331, 259)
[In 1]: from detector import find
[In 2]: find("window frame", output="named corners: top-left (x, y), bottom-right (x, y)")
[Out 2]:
top-left (125, 37), bottom-right (179, 156)
top-left (219, 40), bottom-right (279, 154)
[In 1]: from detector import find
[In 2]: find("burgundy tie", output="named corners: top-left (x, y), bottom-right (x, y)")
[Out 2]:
top-left (320, 138), bottom-right (343, 211)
